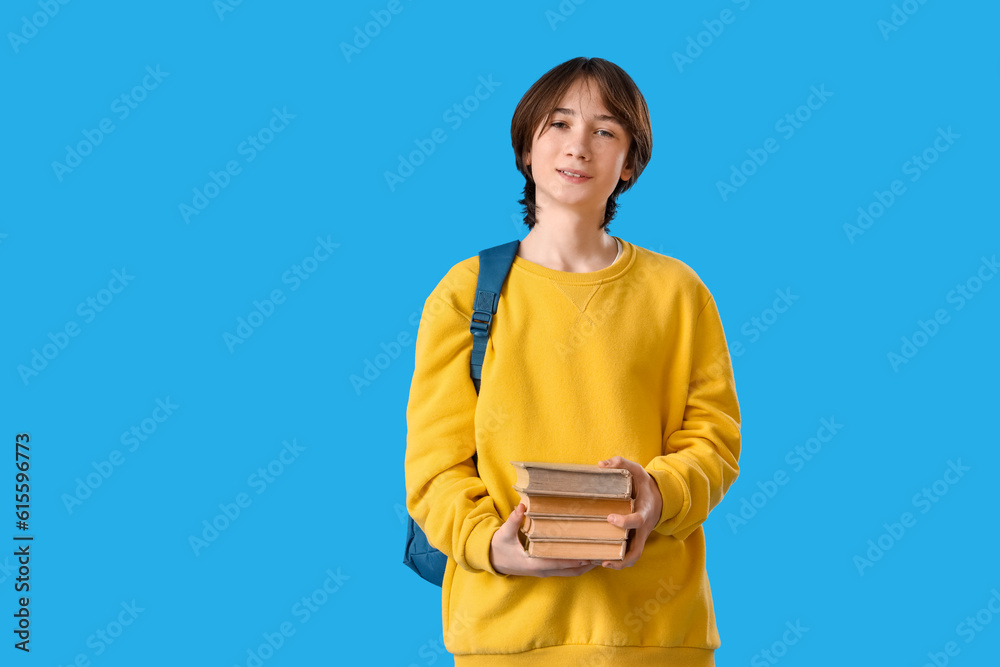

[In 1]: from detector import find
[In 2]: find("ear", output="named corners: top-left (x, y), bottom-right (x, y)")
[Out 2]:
top-left (620, 160), bottom-right (633, 182)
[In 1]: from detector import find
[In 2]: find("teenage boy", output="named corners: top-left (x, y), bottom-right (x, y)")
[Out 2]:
top-left (405, 56), bottom-right (741, 667)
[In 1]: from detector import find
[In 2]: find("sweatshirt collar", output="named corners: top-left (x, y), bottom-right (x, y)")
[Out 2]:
top-left (511, 236), bottom-right (635, 284)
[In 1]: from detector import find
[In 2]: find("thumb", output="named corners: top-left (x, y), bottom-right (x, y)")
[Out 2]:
top-left (505, 503), bottom-right (526, 530)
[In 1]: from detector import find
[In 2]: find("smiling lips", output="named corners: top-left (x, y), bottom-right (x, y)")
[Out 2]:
top-left (557, 168), bottom-right (591, 182)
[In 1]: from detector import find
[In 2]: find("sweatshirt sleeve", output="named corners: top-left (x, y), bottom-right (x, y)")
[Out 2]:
top-left (644, 294), bottom-right (742, 542)
top-left (404, 291), bottom-right (509, 577)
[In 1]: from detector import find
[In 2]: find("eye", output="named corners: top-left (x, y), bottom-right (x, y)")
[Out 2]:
top-left (550, 121), bottom-right (615, 138)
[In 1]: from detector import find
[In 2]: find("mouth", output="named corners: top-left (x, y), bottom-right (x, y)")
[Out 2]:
top-left (557, 168), bottom-right (592, 182)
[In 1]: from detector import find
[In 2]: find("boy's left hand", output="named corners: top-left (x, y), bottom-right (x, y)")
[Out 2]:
top-left (596, 456), bottom-right (663, 569)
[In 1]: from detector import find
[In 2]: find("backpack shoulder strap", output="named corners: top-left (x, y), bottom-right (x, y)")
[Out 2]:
top-left (470, 239), bottom-right (520, 394)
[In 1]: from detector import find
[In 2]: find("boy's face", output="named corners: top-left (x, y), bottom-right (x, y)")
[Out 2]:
top-left (525, 76), bottom-right (633, 225)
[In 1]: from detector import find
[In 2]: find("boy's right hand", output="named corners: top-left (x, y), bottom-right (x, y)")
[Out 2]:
top-left (489, 503), bottom-right (600, 577)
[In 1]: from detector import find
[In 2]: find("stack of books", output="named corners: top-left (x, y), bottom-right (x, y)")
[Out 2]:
top-left (510, 461), bottom-right (634, 561)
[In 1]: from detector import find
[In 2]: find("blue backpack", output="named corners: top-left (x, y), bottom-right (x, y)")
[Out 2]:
top-left (403, 239), bottom-right (520, 586)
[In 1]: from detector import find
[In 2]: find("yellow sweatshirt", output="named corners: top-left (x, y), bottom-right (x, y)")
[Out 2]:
top-left (404, 236), bottom-right (741, 667)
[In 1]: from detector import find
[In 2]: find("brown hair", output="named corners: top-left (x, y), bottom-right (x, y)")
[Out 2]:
top-left (510, 57), bottom-right (653, 231)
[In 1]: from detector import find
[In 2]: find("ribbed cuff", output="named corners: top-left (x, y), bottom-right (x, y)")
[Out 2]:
top-left (465, 516), bottom-right (509, 577)
top-left (645, 467), bottom-right (686, 532)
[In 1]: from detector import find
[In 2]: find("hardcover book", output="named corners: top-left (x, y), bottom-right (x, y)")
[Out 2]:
top-left (510, 461), bottom-right (635, 560)
top-left (510, 460), bottom-right (633, 498)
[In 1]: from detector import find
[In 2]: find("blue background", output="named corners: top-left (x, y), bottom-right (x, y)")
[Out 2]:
top-left (2, 0), bottom-right (998, 665)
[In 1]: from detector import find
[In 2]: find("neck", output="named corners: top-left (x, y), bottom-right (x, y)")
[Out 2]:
top-left (518, 217), bottom-right (618, 273)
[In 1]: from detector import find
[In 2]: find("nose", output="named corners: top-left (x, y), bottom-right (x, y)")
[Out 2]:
top-left (564, 127), bottom-right (591, 160)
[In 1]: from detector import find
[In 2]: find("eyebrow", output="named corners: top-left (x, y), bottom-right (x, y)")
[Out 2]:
top-left (552, 107), bottom-right (624, 127)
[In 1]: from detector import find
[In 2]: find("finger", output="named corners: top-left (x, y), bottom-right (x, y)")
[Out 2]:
top-left (528, 556), bottom-right (594, 569)
top-left (504, 503), bottom-right (527, 532)
top-left (598, 457), bottom-right (644, 497)
top-left (603, 533), bottom-right (646, 569)
top-left (541, 562), bottom-right (600, 577)
top-left (607, 511), bottom-right (644, 530)
top-left (597, 456), bottom-right (639, 473)
top-left (598, 455), bottom-right (632, 470)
